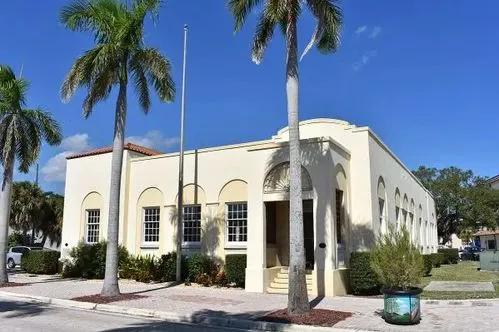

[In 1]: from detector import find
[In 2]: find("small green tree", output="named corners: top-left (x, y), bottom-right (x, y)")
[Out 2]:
top-left (371, 225), bottom-right (424, 290)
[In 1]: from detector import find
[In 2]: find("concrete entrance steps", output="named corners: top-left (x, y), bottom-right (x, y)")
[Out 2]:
top-left (267, 267), bottom-right (313, 294)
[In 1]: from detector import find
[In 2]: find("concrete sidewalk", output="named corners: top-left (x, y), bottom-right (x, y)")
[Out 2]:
top-left (3, 273), bottom-right (499, 331)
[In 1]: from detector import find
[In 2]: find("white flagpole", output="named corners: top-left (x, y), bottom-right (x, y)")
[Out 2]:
top-left (176, 24), bottom-right (188, 282)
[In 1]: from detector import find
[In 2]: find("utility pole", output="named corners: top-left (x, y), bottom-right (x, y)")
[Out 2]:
top-left (176, 24), bottom-right (188, 282)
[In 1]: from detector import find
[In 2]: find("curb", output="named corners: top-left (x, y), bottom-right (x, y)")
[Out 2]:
top-left (0, 291), bottom-right (366, 332)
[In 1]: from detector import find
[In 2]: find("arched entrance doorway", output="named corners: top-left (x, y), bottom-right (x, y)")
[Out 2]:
top-left (263, 162), bottom-right (314, 269)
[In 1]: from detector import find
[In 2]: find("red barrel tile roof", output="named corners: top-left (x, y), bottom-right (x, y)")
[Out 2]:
top-left (66, 143), bottom-right (163, 160)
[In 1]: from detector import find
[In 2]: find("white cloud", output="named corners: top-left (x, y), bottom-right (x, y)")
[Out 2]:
top-left (126, 130), bottom-right (179, 150)
top-left (353, 50), bottom-right (377, 71)
top-left (355, 25), bottom-right (368, 36)
top-left (41, 133), bottom-right (92, 183)
top-left (60, 133), bottom-right (91, 151)
top-left (369, 26), bottom-right (382, 39)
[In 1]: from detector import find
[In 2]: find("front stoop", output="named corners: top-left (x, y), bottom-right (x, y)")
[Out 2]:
top-left (267, 267), bottom-right (313, 294)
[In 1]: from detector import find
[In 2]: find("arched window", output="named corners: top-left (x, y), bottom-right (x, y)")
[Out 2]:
top-left (377, 177), bottom-right (386, 234)
top-left (395, 189), bottom-right (401, 230)
top-left (409, 199), bottom-right (415, 241)
top-left (402, 195), bottom-right (409, 229)
top-left (263, 162), bottom-right (312, 194)
top-left (418, 205), bottom-right (423, 250)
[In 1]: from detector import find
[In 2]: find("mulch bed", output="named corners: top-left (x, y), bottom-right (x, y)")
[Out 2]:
top-left (71, 293), bottom-right (147, 304)
top-left (260, 308), bottom-right (353, 327)
top-left (0, 282), bottom-right (28, 288)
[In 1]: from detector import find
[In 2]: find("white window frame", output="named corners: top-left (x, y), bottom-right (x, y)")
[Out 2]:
top-left (225, 202), bottom-right (248, 248)
top-left (85, 209), bottom-right (100, 244)
top-left (142, 206), bottom-right (160, 246)
top-left (182, 204), bottom-right (202, 247)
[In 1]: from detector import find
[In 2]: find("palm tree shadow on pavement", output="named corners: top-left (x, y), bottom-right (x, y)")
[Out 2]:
top-left (0, 299), bottom-right (49, 319)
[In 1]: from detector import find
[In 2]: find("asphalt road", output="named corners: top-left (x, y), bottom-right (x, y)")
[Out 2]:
top-left (0, 298), bottom-right (252, 332)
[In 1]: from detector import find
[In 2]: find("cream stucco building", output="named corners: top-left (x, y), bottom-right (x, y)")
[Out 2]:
top-left (61, 118), bottom-right (438, 296)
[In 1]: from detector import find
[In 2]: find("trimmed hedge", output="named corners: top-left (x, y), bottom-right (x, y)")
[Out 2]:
top-left (225, 254), bottom-right (246, 287)
top-left (349, 252), bottom-right (380, 295)
top-left (422, 255), bottom-right (433, 276)
top-left (438, 248), bottom-right (459, 264)
top-left (431, 253), bottom-right (444, 267)
top-left (21, 250), bottom-right (60, 274)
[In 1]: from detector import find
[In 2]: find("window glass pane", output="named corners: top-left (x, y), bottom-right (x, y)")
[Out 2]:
top-left (86, 209), bottom-right (100, 244)
top-left (227, 202), bottom-right (248, 243)
top-left (336, 190), bottom-right (343, 244)
top-left (183, 205), bottom-right (201, 242)
top-left (143, 207), bottom-right (160, 243)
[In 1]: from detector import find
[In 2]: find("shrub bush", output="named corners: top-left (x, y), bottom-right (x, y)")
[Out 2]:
top-left (422, 255), bottom-right (433, 276)
top-left (438, 248), bottom-right (459, 264)
top-left (185, 253), bottom-right (213, 282)
top-left (195, 273), bottom-right (212, 287)
top-left (431, 253), bottom-right (444, 267)
top-left (371, 226), bottom-right (424, 289)
top-left (213, 269), bottom-right (228, 287)
top-left (21, 250), bottom-right (60, 274)
top-left (225, 254), bottom-right (246, 287)
top-left (122, 255), bottom-right (158, 282)
top-left (62, 240), bottom-right (129, 279)
top-left (349, 252), bottom-right (380, 295)
top-left (156, 252), bottom-right (178, 282)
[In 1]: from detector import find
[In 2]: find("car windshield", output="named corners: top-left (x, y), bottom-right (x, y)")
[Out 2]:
top-left (30, 247), bottom-right (43, 250)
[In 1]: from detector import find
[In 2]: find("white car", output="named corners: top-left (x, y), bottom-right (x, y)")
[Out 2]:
top-left (6, 246), bottom-right (43, 269)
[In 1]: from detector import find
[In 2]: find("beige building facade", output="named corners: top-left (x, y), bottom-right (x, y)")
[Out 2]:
top-left (61, 118), bottom-right (438, 296)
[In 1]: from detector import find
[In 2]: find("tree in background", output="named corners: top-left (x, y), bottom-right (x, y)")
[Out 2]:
top-left (8, 184), bottom-right (64, 248)
top-left (38, 192), bottom-right (64, 247)
top-left (9, 181), bottom-right (44, 244)
top-left (228, 0), bottom-right (342, 315)
top-left (60, 0), bottom-right (175, 296)
top-left (413, 166), bottom-right (499, 244)
top-left (0, 65), bottom-right (62, 284)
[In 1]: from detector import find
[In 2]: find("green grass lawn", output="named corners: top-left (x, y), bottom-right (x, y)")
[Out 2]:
top-left (420, 261), bottom-right (499, 300)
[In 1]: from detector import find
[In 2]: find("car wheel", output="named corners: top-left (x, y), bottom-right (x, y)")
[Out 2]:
top-left (7, 259), bottom-right (15, 269)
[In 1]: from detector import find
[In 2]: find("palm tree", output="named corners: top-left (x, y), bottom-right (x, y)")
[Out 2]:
top-left (228, 0), bottom-right (342, 315)
top-left (38, 192), bottom-right (64, 247)
top-left (0, 65), bottom-right (62, 284)
top-left (10, 181), bottom-right (45, 244)
top-left (60, 0), bottom-right (175, 296)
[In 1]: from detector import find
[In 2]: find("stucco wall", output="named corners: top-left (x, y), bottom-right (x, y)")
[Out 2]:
top-left (61, 150), bottom-right (142, 258)
top-left (367, 133), bottom-right (437, 253)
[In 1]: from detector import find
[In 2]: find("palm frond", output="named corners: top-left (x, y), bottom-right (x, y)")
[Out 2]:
top-left (21, 109), bottom-right (62, 146)
top-left (0, 65), bottom-right (16, 84)
top-left (60, 0), bottom-right (125, 43)
top-left (82, 68), bottom-right (116, 118)
top-left (130, 48), bottom-right (175, 103)
top-left (132, 0), bottom-right (161, 22)
top-left (304, 0), bottom-right (342, 57)
top-left (228, 0), bottom-right (264, 32)
top-left (130, 61), bottom-right (151, 113)
top-left (251, 8), bottom-right (277, 65)
top-left (14, 115), bottom-right (38, 173)
top-left (61, 44), bottom-right (120, 103)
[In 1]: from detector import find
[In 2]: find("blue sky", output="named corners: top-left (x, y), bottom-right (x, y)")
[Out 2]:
top-left (1, 0), bottom-right (498, 193)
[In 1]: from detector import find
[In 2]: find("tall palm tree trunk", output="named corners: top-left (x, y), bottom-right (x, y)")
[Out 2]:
top-left (101, 80), bottom-right (127, 296)
top-left (0, 159), bottom-right (14, 283)
top-left (286, 15), bottom-right (310, 315)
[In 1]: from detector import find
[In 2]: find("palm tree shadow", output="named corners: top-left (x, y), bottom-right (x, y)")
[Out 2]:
top-left (0, 299), bottom-right (49, 319)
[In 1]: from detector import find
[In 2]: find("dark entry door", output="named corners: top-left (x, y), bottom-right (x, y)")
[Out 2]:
top-left (303, 200), bottom-right (314, 269)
